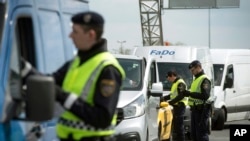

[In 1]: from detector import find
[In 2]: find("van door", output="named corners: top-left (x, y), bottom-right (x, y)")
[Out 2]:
top-left (6, 7), bottom-right (57, 141)
top-left (223, 65), bottom-right (237, 118)
top-left (0, 6), bottom-right (39, 140)
top-left (147, 60), bottom-right (161, 140)
top-left (233, 62), bottom-right (250, 118)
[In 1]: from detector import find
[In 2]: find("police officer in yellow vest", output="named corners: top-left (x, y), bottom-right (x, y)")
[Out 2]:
top-left (183, 60), bottom-right (211, 141)
top-left (21, 11), bottom-right (125, 141)
top-left (164, 71), bottom-right (188, 141)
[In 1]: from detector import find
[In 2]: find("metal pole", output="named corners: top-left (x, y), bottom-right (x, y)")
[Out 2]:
top-left (208, 8), bottom-right (211, 48)
top-left (117, 40), bottom-right (126, 53)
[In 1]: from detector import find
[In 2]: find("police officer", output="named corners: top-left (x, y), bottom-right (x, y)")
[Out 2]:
top-left (164, 71), bottom-right (188, 141)
top-left (183, 60), bottom-right (211, 141)
top-left (22, 11), bottom-right (125, 141)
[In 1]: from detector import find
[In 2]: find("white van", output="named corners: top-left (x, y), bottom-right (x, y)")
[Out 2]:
top-left (0, 0), bottom-right (88, 140)
top-left (133, 46), bottom-right (215, 138)
top-left (210, 48), bottom-right (250, 130)
top-left (114, 54), bottom-right (163, 141)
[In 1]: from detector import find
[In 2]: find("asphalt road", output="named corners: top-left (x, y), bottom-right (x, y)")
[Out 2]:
top-left (210, 120), bottom-right (250, 141)
top-left (151, 120), bottom-right (250, 141)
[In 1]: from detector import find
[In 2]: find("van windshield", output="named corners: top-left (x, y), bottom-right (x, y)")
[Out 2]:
top-left (157, 62), bottom-right (192, 91)
top-left (117, 58), bottom-right (142, 90)
top-left (213, 64), bottom-right (224, 86)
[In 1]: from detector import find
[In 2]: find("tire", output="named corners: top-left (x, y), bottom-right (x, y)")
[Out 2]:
top-left (146, 127), bottom-right (149, 141)
top-left (214, 108), bottom-right (225, 130)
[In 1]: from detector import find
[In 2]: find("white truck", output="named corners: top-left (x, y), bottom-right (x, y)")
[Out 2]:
top-left (114, 54), bottom-right (163, 141)
top-left (210, 48), bottom-right (250, 130)
top-left (133, 46), bottom-right (215, 138)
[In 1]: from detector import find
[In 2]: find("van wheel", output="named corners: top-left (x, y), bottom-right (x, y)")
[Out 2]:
top-left (146, 127), bottom-right (149, 141)
top-left (214, 108), bottom-right (225, 130)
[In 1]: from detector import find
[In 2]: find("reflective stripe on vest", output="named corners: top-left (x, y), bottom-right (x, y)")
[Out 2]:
top-left (170, 79), bottom-right (188, 106)
top-left (56, 52), bottom-right (125, 140)
top-left (188, 75), bottom-right (209, 106)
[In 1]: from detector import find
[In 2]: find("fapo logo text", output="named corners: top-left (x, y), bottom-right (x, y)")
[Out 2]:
top-left (149, 50), bottom-right (175, 55)
top-left (230, 124), bottom-right (250, 141)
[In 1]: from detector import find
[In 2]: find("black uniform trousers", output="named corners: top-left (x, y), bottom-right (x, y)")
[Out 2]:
top-left (190, 106), bottom-right (210, 141)
top-left (172, 103), bottom-right (186, 141)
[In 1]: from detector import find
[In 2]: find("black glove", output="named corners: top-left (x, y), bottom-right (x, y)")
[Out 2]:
top-left (55, 85), bottom-right (68, 104)
top-left (168, 100), bottom-right (174, 106)
top-left (162, 94), bottom-right (170, 101)
top-left (183, 90), bottom-right (191, 97)
top-left (21, 58), bottom-right (32, 78)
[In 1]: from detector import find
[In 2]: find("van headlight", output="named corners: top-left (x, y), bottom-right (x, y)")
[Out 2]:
top-left (123, 95), bottom-right (145, 119)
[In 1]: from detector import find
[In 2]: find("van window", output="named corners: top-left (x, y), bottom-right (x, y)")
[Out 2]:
top-left (17, 17), bottom-right (36, 66)
top-left (117, 58), bottom-right (142, 90)
top-left (224, 65), bottom-right (234, 89)
top-left (7, 15), bottom-right (36, 99)
top-left (62, 14), bottom-right (76, 57)
top-left (149, 62), bottom-right (157, 89)
top-left (0, 3), bottom-right (6, 51)
top-left (39, 10), bottom-right (65, 72)
top-left (9, 27), bottom-right (22, 99)
top-left (213, 64), bottom-right (224, 86)
top-left (157, 62), bottom-right (192, 91)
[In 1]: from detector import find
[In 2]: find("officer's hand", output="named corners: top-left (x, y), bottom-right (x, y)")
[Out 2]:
top-left (55, 85), bottom-right (63, 101)
top-left (55, 85), bottom-right (69, 106)
top-left (183, 90), bottom-right (191, 97)
top-left (162, 94), bottom-right (170, 101)
top-left (21, 58), bottom-right (32, 78)
top-left (168, 100), bottom-right (174, 106)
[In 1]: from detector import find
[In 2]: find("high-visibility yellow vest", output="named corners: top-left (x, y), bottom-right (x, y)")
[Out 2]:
top-left (170, 79), bottom-right (188, 106)
top-left (188, 75), bottom-right (209, 106)
top-left (56, 52), bottom-right (125, 140)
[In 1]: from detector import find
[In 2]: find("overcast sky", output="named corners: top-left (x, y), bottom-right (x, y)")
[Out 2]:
top-left (89, 0), bottom-right (250, 51)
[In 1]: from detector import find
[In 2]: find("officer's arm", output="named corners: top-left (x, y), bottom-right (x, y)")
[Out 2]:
top-left (189, 79), bottom-right (211, 100)
top-left (22, 58), bottom-right (72, 87)
top-left (168, 83), bottom-right (185, 105)
top-left (51, 60), bottom-right (72, 86)
top-left (56, 66), bottom-right (122, 128)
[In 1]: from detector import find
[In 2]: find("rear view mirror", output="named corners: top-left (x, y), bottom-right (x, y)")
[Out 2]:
top-left (26, 75), bottom-right (55, 121)
top-left (149, 82), bottom-right (163, 97)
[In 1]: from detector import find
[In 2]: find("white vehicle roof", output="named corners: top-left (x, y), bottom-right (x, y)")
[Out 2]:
top-left (133, 46), bottom-right (210, 63)
top-left (113, 54), bottom-right (144, 60)
top-left (210, 48), bottom-right (250, 64)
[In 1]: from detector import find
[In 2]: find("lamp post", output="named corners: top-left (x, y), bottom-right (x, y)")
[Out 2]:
top-left (117, 40), bottom-right (126, 54)
top-left (208, 8), bottom-right (211, 48)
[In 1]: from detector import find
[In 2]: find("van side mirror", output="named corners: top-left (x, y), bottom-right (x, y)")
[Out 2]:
top-left (149, 82), bottom-right (163, 97)
top-left (26, 75), bottom-right (55, 121)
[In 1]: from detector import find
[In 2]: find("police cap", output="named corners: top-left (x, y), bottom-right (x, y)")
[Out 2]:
top-left (71, 11), bottom-right (104, 27)
top-left (188, 60), bottom-right (201, 69)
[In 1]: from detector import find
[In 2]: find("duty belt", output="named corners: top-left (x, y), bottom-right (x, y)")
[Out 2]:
top-left (190, 104), bottom-right (204, 111)
top-left (174, 102), bottom-right (185, 106)
top-left (58, 117), bottom-right (114, 131)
